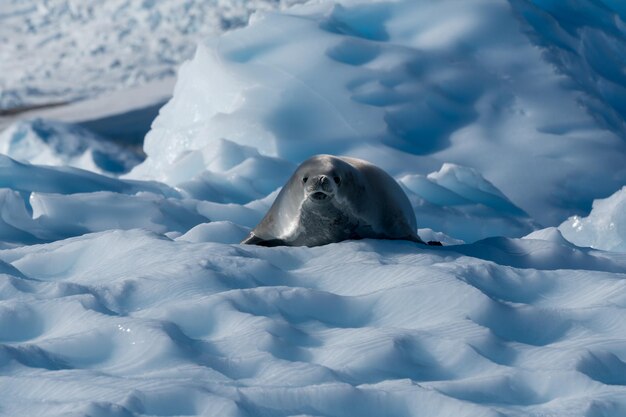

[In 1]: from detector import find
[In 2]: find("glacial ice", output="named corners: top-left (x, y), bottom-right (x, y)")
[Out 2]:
top-left (0, 118), bottom-right (142, 174)
top-left (1, 0), bottom-right (626, 416)
top-left (559, 187), bottom-right (626, 252)
top-left (127, 0), bottom-right (626, 230)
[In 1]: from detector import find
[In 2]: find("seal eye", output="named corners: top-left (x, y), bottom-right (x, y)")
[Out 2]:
top-left (333, 176), bottom-right (341, 185)
top-left (303, 176), bottom-right (308, 184)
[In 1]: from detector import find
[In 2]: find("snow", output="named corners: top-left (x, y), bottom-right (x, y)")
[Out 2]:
top-left (1, 231), bottom-right (626, 416)
top-left (559, 187), bottom-right (626, 252)
top-left (0, 0), bottom-right (308, 111)
top-left (0, 118), bottom-right (142, 174)
top-left (126, 0), bottom-right (626, 232)
top-left (1, 0), bottom-right (626, 416)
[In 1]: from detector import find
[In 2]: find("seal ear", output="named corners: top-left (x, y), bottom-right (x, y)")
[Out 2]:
top-left (240, 232), bottom-right (287, 247)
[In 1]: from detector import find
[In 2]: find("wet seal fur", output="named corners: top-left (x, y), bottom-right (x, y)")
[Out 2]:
top-left (242, 154), bottom-right (440, 247)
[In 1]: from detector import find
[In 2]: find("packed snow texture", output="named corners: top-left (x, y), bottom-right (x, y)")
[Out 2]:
top-left (1, 0), bottom-right (626, 416)
top-left (2, 230), bottom-right (626, 417)
top-left (0, 0), bottom-right (308, 111)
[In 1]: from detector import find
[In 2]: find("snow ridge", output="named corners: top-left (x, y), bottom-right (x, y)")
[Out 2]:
top-left (1, 0), bottom-right (626, 416)
top-left (1, 231), bottom-right (626, 417)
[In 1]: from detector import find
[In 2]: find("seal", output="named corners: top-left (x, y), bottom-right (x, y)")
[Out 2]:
top-left (241, 154), bottom-right (436, 247)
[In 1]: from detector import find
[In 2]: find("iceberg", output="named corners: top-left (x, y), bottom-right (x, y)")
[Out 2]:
top-left (1, 0), bottom-right (626, 416)
top-left (127, 0), bottom-right (626, 230)
top-left (559, 187), bottom-right (626, 252)
top-left (0, 118), bottom-right (142, 174)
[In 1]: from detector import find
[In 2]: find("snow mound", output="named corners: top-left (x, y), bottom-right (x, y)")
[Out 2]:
top-left (1, 230), bottom-right (625, 416)
top-left (177, 221), bottom-right (250, 244)
top-left (400, 163), bottom-right (535, 242)
top-left (0, 118), bottom-right (142, 174)
top-left (0, 154), bottom-right (205, 244)
top-left (427, 163), bottom-right (525, 216)
top-left (559, 187), bottom-right (626, 252)
top-left (128, 0), bottom-right (626, 232)
top-left (510, 0), bottom-right (626, 137)
top-left (2, 1), bottom-right (626, 416)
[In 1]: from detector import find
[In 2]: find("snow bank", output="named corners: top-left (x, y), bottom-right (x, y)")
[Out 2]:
top-left (0, 154), bottom-right (210, 244)
top-left (2, 1), bottom-right (626, 416)
top-left (400, 163), bottom-right (535, 242)
top-left (559, 187), bottom-right (626, 252)
top-left (1, 230), bottom-right (625, 416)
top-left (128, 0), bottom-right (626, 233)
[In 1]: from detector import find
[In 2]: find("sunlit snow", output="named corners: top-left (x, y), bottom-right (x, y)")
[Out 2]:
top-left (1, 0), bottom-right (626, 416)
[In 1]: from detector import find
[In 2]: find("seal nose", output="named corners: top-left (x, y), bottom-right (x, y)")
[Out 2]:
top-left (317, 175), bottom-right (330, 187)
top-left (308, 175), bottom-right (333, 195)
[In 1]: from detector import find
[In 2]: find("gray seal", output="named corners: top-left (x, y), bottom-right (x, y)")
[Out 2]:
top-left (242, 154), bottom-right (434, 247)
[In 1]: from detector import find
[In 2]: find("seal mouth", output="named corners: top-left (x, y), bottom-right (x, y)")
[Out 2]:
top-left (310, 191), bottom-right (331, 201)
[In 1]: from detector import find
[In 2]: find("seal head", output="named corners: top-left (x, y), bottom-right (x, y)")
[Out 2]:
top-left (305, 173), bottom-right (337, 203)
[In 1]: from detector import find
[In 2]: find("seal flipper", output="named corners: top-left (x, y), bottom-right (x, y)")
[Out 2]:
top-left (241, 232), bottom-right (288, 247)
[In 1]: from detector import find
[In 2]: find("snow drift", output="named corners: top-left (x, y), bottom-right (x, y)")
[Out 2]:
top-left (127, 0), bottom-right (626, 237)
top-left (1, 0), bottom-right (626, 416)
top-left (0, 0), bottom-right (309, 111)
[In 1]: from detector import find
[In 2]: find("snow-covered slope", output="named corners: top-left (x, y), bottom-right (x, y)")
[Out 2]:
top-left (1, 230), bottom-right (626, 417)
top-left (1, 0), bottom-right (626, 416)
top-left (510, 0), bottom-right (626, 138)
top-left (127, 0), bottom-right (626, 237)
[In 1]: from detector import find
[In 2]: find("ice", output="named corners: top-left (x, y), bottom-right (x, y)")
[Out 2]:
top-left (509, 0), bottom-right (626, 137)
top-left (559, 187), bottom-right (626, 252)
top-left (427, 163), bottom-right (525, 216)
top-left (399, 164), bottom-right (536, 242)
top-left (0, 118), bottom-right (142, 174)
top-left (29, 191), bottom-right (207, 239)
top-left (1, 231), bottom-right (626, 416)
top-left (0, 154), bottom-right (171, 196)
top-left (0, 154), bottom-right (192, 244)
top-left (0, 0), bottom-right (309, 111)
top-left (127, 0), bottom-right (626, 230)
top-left (177, 221), bottom-right (250, 244)
top-left (1, 0), bottom-right (626, 416)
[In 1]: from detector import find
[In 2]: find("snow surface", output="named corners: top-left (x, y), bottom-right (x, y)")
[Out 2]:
top-left (2, 230), bottom-right (626, 417)
top-left (127, 0), bottom-right (626, 235)
top-left (0, 118), bottom-right (143, 174)
top-left (1, 0), bottom-right (626, 416)
top-left (0, 0), bottom-right (308, 111)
